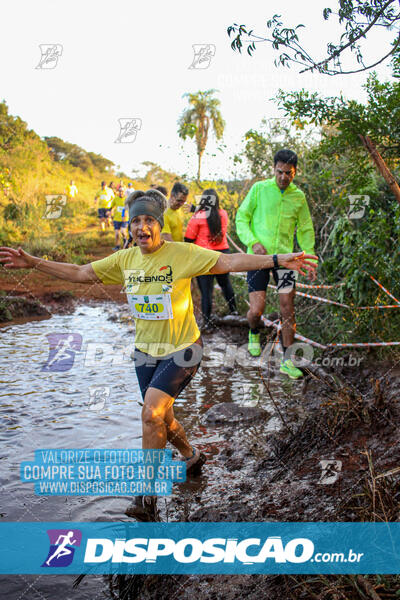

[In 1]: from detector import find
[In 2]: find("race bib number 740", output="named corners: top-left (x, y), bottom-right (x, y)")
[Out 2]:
top-left (127, 293), bottom-right (173, 320)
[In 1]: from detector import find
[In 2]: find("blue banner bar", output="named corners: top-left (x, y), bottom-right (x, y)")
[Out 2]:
top-left (1, 522), bottom-right (400, 574)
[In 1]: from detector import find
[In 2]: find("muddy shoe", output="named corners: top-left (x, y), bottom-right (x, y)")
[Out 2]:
top-left (125, 495), bottom-right (159, 521)
top-left (280, 358), bottom-right (303, 379)
top-left (184, 447), bottom-right (206, 476)
top-left (248, 331), bottom-right (261, 357)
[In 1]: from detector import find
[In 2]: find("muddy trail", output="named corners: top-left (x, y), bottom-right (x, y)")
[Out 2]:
top-left (96, 307), bottom-right (400, 600)
top-left (1, 275), bottom-right (400, 598)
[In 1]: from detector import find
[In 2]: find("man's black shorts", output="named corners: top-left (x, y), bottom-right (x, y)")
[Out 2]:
top-left (247, 268), bottom-right (297, 293)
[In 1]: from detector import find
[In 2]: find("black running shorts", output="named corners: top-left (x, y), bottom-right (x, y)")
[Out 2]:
top-left (133, 337), bottom-right (203, 400)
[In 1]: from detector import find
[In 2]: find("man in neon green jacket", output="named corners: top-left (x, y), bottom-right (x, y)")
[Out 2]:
top-left (236, 149), bottom-right (317, 379)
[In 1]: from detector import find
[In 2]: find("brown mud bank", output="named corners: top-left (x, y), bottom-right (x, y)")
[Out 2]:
top-left (0, 236), bottom-right (127, 323)
top-left (100, 321), bottom-right (400, 599)
top-left (0, 279), bottom-right (125, 323)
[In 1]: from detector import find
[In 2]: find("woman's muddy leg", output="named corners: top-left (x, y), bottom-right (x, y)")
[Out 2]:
top-left (141, 387), bottom-right (174, 449)
top-left (165, 405), bottom-right (193, 458)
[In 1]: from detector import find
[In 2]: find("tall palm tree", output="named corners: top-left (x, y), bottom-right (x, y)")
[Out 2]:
top-left (178, 89), bottom-right (225, 181)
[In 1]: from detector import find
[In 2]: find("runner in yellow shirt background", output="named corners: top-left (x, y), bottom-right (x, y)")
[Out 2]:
top-left (110, 187), bottom-right (129, 250)
top-left (94, 181), bottom-right (114, 231)
top-left (161, 182), bottom-right (189, 242)
top-left (66, 180), bottom-right (78, 200)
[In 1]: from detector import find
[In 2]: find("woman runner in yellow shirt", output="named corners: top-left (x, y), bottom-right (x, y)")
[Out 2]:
top-left (0, 189), bottom-right (317, 521)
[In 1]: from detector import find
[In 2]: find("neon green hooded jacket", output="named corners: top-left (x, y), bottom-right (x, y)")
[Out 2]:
top-left (235, 177), bottom-right (316, 256)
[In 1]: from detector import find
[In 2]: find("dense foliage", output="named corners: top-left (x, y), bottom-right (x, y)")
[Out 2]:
top-left (44, 137), bottom-right (114, 173)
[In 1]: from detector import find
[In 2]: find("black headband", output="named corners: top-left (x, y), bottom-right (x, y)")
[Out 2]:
top-left (129, 199), bottom-right (164, 229)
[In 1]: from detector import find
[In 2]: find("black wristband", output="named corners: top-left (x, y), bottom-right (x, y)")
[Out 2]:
top-left (273, 254), bottom-right (279, 269)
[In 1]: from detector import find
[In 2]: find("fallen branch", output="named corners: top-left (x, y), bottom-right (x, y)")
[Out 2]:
top-left (355, 575), bottom-right (383, 600)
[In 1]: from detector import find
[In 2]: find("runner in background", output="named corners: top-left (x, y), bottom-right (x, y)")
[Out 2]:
top-left (125, 182), bottom-right (134, 201)
top-left (110, 187), bottom-right (129, 250)
top-left (107, 182), bottom-right (116, 228)
top-left (154, 185), bottom-right (168, 197)
top-left (185, 188), bottom-right (237, 330)
top-left (161, 182), bottom-right (189, 242)
top-left (236, 149), bottom-right (317, 380)
top-left (124, 183), bottom-right (135, 236)
top-left (66, 180), bottom-right (78, 201)
top-left (94, 181), bottom-right (113, 231)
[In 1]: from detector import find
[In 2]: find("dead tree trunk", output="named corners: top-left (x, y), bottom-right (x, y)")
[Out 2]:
top-left (359, 134), bottom-right (400, 205)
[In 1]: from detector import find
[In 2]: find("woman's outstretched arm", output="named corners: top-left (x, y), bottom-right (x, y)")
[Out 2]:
top-left (0, 247), bottom-right (100, 283)
top-left (209, 251), bottom-right (318, 278)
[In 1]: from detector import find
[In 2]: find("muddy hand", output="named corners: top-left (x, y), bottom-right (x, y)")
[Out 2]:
top-left (278, 251), bottom-right (318, 277)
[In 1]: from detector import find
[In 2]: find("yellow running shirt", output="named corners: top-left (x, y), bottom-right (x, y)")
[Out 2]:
top-left (162, 207), bottom-right (185, 241)
top-left (110, 196), bottom-right (128, 222)
top-left (96, 187), bottom-right (114, 209)
top-left (67, 184), bottom-right (78, 198)
top-left (91, 241), bottom-right (220, 356)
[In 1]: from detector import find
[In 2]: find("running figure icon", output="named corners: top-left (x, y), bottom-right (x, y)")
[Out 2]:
top-left (41, 333), bottom-right (82, 372)
top-left (45, 531), bottom-right (77, 566)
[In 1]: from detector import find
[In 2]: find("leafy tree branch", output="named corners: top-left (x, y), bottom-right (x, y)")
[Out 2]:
top-left (227, 0), bottom-right (400, 75)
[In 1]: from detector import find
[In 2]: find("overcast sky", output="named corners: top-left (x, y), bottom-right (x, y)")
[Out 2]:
top-left (1, 0), bottom-right (394, 180)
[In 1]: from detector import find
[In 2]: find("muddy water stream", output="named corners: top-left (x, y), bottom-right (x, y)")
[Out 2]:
top-left (0, 303), bottom-right (299, 598)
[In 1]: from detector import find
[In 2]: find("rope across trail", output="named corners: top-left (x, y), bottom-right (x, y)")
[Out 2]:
top-left (226, 233), bottom-right (400, 349)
